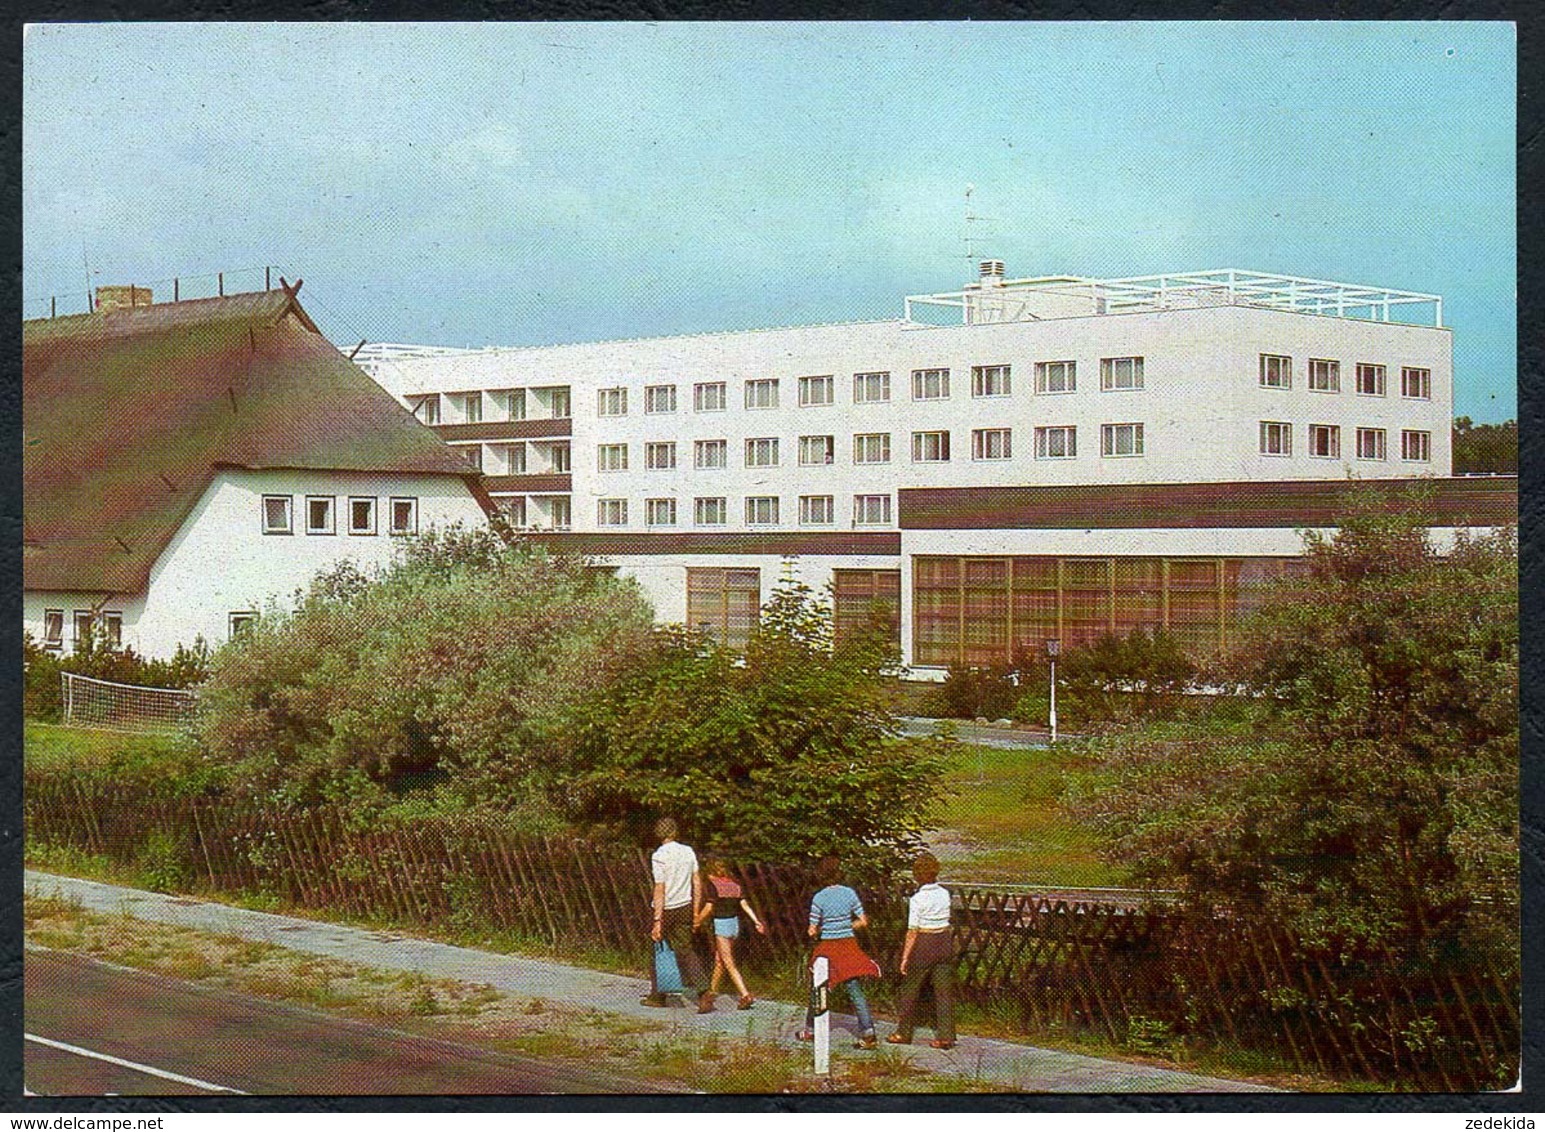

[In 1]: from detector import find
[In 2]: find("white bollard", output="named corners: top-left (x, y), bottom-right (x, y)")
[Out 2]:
top-left (812, 955), bottom-right (830, 1077)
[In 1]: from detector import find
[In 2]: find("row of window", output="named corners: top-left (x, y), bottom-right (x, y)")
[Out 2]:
top-left (1258, 356), bottom-right (1432, 399)
top-left (594, 359), bottom-right (1146, 417)
top-left (455, 441), bottom-right (572, 474)
top-left (599, 425), bottom-right (1142, 469)
top-left (492, 496), bottom-right (572, 528)
top-left (413, 388), bottom-right (572, 425)
top-left (1259, 423), bottom-right (1431, 461)
top-left (596, 494), bottom-right (895, 528)
top-left (261, 494), bottom-right (420, 536)
top-left (38, 608), bottom-right (122, 650)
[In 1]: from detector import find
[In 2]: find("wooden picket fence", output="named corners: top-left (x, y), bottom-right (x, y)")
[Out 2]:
top-left (25, 777), bottom-right (1518, 1090)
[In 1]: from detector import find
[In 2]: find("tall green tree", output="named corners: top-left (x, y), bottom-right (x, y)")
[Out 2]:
top-left (1452, 416), bottom-right (1517, 474)
top-left (1073, 490), bottom-right (1517, 966)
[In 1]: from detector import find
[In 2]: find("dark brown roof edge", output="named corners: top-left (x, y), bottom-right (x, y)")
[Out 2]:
top-left (897, 477), bottom-right (1517, 531)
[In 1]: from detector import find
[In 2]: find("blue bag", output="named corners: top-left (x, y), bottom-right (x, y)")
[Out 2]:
top-left (653, 939), bottom-right (683, 994)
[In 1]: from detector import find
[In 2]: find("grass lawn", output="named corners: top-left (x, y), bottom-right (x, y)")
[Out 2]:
top-left (24, 720), bottom-right (194, 772)
top-left (930, 743), bottom-right (1122, 889)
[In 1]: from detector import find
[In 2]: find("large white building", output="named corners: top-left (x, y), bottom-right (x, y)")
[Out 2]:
top-left (359, 264), bottom-right (1513, 674)
top-left (23, 286), bottom-right (494, 658)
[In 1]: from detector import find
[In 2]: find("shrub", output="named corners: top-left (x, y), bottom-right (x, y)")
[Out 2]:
top-left (1072, 489), bottom-right (1518, 970)
top-left (194, 525), bottom-right (657, 814)
top-left (558, 581), bottom-right (956, 873)
top-left (936, 648), bottom-right (1041, 721)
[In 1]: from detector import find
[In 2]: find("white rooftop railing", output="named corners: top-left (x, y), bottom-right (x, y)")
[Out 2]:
top-left (904, 269), bottom-right (1444, 328)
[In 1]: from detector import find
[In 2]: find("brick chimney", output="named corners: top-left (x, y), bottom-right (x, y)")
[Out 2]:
top-left (95, 285), bottom-right (153, 312)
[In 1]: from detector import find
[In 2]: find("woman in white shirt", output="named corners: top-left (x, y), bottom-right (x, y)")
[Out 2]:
top-left (886, 851), bottom-right (957, 1049)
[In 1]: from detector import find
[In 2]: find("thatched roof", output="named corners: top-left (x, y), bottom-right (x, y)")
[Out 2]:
top-left (24, 288), bottom-right (490, 594)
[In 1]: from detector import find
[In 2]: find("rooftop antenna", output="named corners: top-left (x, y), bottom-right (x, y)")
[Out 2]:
top-left (962, 184), bottom-right (1001, 274)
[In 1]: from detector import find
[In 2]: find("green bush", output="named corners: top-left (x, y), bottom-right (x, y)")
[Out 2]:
top-left (936, 648), bottom-right (1042, 721)
top-left (194, 525), bottom-right (657, 815)
top-left (1072, 489), bottom-right (1518, 970)
top-left (560, 581), bottom-right (956, 873)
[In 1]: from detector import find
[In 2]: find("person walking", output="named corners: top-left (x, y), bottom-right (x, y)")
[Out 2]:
top-left (797, 856), bottom-right (881, 1049)
top-left (886, 851), bottom-right (957, 1050)
top-left (643, 817), bottom-right (712, 1011)
top-left (693, 856), bottom-right (767, 1011)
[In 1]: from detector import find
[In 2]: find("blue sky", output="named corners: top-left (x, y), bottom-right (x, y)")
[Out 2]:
top-left (24, 22), bottom-right (1516, 421)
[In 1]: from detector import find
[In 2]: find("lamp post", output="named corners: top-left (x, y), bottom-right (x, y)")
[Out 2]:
top-left (1045, 638), bottom-right (1061, 743)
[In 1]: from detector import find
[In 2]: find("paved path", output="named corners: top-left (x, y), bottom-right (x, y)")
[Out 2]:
top-left (26, 870), bottom-right (1275, 1093)
top-left (897, 717), bottom-right (1062, 749)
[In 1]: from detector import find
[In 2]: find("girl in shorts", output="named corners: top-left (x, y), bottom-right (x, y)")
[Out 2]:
top-left (693, 856), bottom-right (767, 1011)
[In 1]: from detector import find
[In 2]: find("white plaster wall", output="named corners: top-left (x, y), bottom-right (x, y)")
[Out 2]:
top-left (366, 300), bottom-right (1451, 536)
top-left (24, 469), bottom-right (488, 658)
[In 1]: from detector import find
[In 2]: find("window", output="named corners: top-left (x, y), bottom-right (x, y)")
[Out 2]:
top-left (1034, 360), bottom-right (1075, 394)
top-left (854, 494), bottom-right (892, 526)
top-left (1034, 426), bottom-right (1077, 459)
top-left (501, 389), bottom-right (526, 421)
top-left (694, 382), bottom-right (727, 412)
top-left (1308, 424), bottom-right (1341, 458)
top-left (1308, 358), bottom-right (1341, 393)
top-left (799, 435), bottom-right (835, 466)
top-left (1259, 421), bottom-right (1293, 456)
top-left (832, 569), bottom-right (901, 651)
top-left (549, 388), bottom-right (572, 418)
top-left (1356, 364), bottom-right (1386, 397)
top-left (461, 392), bottom-right (482, 423)
top-left (1402, 429), bottom-right (1432, 462)
top-left (100, 611), bottom-right (122, 647)
top-left (597, 498), bottom-right (628, 526)
top-left (745, 438), bottom-right (780, 467)
top-left (262, 495), bottom-right (293, 534)
top-left (645, 498), bottom-right (677, 527)
top-left (744, 379), bottom-right (779, 410)
top-left (694, 497), bottom-right (727, 526)
top-left (551, 442), bottom-right (572, 473)
top-left (498, 496), bottom-right (526, 527)
top-left (800, 495), bottom-right (834, 525)
top-left (1356, 428), bottom-right (1387, 461)
top-left (1100, 356), bottom-right (1144, 391)
top-left (1259, 354), bottom-right (1293, 389)
top-left (687, 567), bottom-right (761, 649)
top-left (645, 442), bottom-right (677, 470)
top-left (972, 428), bottom-right (1012, 461)
top-left (501, 443), bottom-right (527, 474)
top-left (973, 364), bottom-right (1012, 397)
top-left (912, 367), bottom-right (950, 400)
top-left (42, 609), bottom-right (63, 648)
top-left (1402, 367), bottom-right (1432, 400)
top-left (745, 496), bottom-right (779, 526)
top-left (548, 497), bottom-right (571, 528)
top-left (598, 443), bottom-right (629, 472)
top-left (853, 433), bottom-right (891, 464)
top-left (645, 384), bottom-right (677, 414)
top-left (912, 430), bottom-right (951, 462)
top-left (598, 387), bottom-right (628, 416)
top-left (459, 445), bottom-right (483, 472)
top-left (1101, 423), bottom-right (1145, 457)
top-left (73, 611), bottom-right (93, 646)
top-left (695, 439), bottom-right (727, 469)
top-left (229, 612), bottom-right (258, 639)
top-left (853, 371), bottom-right (891, 403)
top-left (799, 375), bottom-right (834, 406)
top-left (389, 497), bottom-right (418, 535)
top-left (413, 394), bottom-right (440, 425)
top-left (348, 497), bottom-right (377, 535)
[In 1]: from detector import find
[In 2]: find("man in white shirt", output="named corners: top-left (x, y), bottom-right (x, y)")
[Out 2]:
top-left (886, 851), bottom-right (957, 1048)
top-left (644, 817), bottom-right (711, 1010)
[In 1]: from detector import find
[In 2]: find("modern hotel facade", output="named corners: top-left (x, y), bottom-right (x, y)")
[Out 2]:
top-left (358, 264), bottom-right (1513, 675)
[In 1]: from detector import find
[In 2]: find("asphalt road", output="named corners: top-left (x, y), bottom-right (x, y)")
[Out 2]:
top-left (25, 948), bottom-right (680, 1096)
